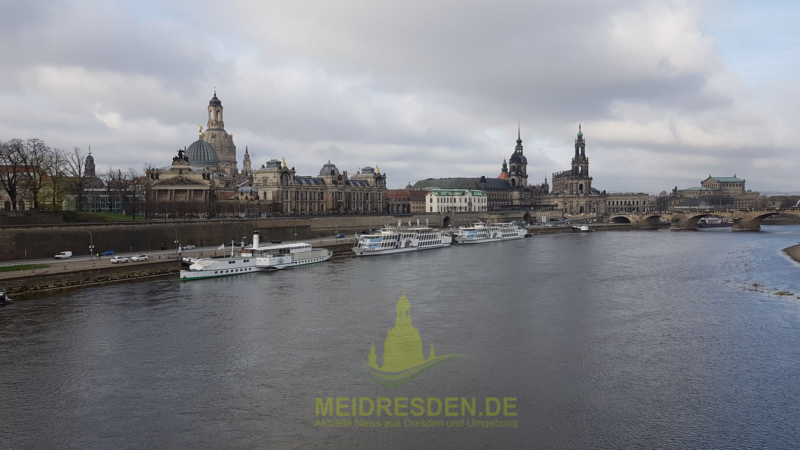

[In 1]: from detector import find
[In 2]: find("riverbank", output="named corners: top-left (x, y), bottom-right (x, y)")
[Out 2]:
top-left (782, 243), bottom-right (800, 265)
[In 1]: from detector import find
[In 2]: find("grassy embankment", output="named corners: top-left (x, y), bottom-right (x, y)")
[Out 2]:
top-left (0, 264), bottom-right (50, 273)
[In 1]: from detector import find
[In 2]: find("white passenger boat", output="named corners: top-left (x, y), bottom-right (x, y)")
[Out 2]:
top-left (454, 222), bottom-right (527, 244)
top-left (352, 222), bottom-right (452, 256)
top-left (180, 232), bottom-right (332, 281)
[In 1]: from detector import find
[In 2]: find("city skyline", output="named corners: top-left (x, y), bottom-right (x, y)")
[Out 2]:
top-left (0, 0), bottom-right (798, 193)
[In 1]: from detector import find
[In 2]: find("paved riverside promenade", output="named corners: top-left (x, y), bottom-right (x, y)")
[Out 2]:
top-left (0, 235), bottom-right (356, 296)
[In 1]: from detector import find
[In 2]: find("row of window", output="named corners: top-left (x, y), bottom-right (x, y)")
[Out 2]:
top-left (607, 200), bottom-right (647, 206)
top-left (430, 197), bottom-right (487, 203)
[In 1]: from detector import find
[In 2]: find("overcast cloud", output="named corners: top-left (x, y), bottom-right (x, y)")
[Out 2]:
top-left (0, 0), bottom-right (797, 192)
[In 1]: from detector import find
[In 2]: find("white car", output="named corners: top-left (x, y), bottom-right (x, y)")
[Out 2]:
top-left (130, 254), bottom-right (148, 262)
top-left (183, 244), bottom-right (196, 250)
top-left (110, 256), bottom-right (129, 264)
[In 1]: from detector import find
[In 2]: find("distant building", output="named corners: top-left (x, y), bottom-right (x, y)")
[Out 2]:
top-left (387, 185), bottom-right (427, 214)
top-left (537, 125), bottom-right (610, 215)
top-left (673, 175), bottom-right (760, 208)
top-left (605, 192), bottom-right (653, 213)
top-left (147, 92), bottom-right (247, 208)
top-left (413, 127), bottom-right (548, 210)
top-left (251, 160), bottom-right (387, 214)
top-left (425, 188), bottom-right (487, 213)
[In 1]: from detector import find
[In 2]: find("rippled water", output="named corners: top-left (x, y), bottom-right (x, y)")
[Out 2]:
top-left (2, 226), bottom-right (800, 449)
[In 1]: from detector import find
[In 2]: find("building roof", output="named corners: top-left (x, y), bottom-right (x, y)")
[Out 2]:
top-left (426, 188), bottom-right (485, 196)
top-left (186, 139), bottom-right (219, 166)
top-left (413, 177), bottom-right (511, 190)
top-left (295, 176), bottom-right (326, 186)
top-left (209, 91), bottom-right (222, 107)
top-left (709, 176), bottom-right (743, 182)
top-left (684, 187), bottom-right (715, 191)
top-left (319, 161), bottom-right (340, 177)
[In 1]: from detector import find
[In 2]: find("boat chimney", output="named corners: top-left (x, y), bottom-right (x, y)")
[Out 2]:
top-left (253, 231), bottom-right (260, 248)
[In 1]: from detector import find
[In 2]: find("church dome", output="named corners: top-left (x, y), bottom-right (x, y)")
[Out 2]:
top-left (319, 161), bottom-right (340, 176)
top-left (186, 139), bottom-right (219, 166)
top-left (209, 91), bottom-right (222, 107)
top-left (509, 152), bottom-right (527, 165)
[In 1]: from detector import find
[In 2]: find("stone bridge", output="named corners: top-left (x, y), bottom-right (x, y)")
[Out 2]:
top-left (606, 209), bottom-right (800, 231)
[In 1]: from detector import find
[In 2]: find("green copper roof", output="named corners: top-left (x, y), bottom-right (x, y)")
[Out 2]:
top-left (427, 188), bottom-right (486, 196)
top-left (709, 176), bottom-right (743, 182)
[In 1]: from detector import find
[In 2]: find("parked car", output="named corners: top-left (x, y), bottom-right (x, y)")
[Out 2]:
top-left (100, 250), bottom-right (116, 256)
top-left (110, 256), bottom-right (129, 264)
top-left (54, 251), bottom-right (73, 259)
top-left (183, 244), bottom-right (196, 250)
top-left (336, 233), bottom-right (346, 239)
top-left (130, 254), bottom-right (148, 262)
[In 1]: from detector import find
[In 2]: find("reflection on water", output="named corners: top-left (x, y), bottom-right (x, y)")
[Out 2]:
top-left (1, 226), bottom-right (800, 449)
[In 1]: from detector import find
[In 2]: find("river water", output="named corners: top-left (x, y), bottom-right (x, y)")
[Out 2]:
top-left (2, 226), bottom-right (800, 449)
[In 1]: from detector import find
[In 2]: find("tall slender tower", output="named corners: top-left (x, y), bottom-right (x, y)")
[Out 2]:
top-left (84, 145), bottom-right (96, 177)
top-left (242, 146), bottom-right (252, 178)
top-left (508, 124), bottom-right (528, 187)
top-left (203, 90), bottom-right (238, 175)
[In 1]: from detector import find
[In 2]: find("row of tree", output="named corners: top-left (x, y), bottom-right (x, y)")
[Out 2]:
top-left (0, 138), bottom-right (157, 218)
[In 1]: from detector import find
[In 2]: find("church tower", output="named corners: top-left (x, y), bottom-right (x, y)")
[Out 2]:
top-left (242, 146), bottom-right (252, 178)
top-left (84, 146), bottom-right (96, 178)
top-left (203, 90), bottom-right (238, 176)
top-left (508, 125), bottom-right (528, 188)
top-left (570, 124), bottom-right (592, 194)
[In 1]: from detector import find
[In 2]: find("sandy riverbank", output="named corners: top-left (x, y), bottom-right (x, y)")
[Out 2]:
top-left (782, 243), bottom-right (800, 265)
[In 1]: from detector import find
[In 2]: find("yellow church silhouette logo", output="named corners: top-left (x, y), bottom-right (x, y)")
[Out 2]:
top-left (365, 290), bottom-right (467, 388)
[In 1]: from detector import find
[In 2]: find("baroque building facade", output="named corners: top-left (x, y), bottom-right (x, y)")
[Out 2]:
top-left (672, 175), bottom-right (760, 209)
top-left (251, 159), bottom-right (387, 214)
top-left (413, 127), bottom-right (549, 210)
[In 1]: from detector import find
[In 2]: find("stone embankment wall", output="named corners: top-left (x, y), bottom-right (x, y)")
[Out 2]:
top-left (0, 210), bottom-right (555, 261)
top-left (2, 260), bottom-right (180, 296)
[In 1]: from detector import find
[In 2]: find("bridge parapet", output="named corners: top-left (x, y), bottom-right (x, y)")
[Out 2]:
top-left (604, 209), bottom-right (800, 231)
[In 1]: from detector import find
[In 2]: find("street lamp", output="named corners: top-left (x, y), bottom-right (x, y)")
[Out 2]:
top-left (234, 224), bottom-right (246, 246)
top-left (166, 226), bottom-right (179, 253)
top-left (84, 230), bottom-right (94, 259)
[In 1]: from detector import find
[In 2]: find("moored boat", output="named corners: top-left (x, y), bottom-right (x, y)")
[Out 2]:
top-left (180, 232), bottom-right (332, 281)
top-left (352, 224), bottom-right (451, 256)
top-left (697, 217), bottom-right (732, 228)
top-left (454, 222), bottom-right (526, 244)
top-left (0, 291), bottom-right (13, 304)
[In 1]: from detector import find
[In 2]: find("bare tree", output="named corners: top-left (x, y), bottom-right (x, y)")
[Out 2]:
top-left (64, 147), bottom-right (91, 211)
top-left (139, 164), bottom-right (157, 219)
top-left (42, 147), bottom-right (67, 211)
top-left (0, 139), bottom-right (27, 210)
top-left (17, 138), bottom-right (51, 210)
top-left (99, 166), bottom-right (120, 212)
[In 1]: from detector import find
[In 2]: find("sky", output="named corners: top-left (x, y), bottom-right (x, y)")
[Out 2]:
top-left (0, 0), bottom-right (798, 193)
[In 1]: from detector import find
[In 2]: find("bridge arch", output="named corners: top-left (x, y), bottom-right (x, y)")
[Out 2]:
top-left (610, 216), bottom-right (631, 224)
top-left (640, 214), bottom-right (663, 226)
top-left (442, 215), bottom-right (451, 227)
top-left (523, 212), bottom-right (531, 223)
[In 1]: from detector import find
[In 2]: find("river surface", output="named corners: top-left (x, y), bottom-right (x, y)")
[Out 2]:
top-left (2, 226), bottom-right (800, 449)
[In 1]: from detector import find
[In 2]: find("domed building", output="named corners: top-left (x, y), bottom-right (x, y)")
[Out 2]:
top-left (148, 128), bottom-right (238, 207)
top-left (185, 138), bottom-right (219, 167)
